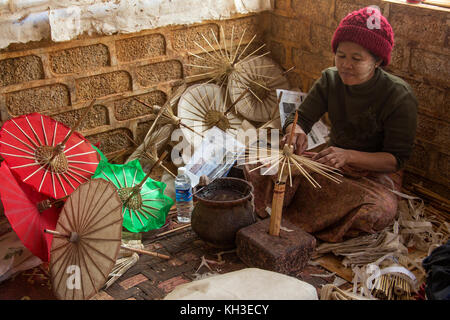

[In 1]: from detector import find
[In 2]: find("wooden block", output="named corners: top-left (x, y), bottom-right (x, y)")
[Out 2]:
top-left (236, 218), bottom-right (316, 275)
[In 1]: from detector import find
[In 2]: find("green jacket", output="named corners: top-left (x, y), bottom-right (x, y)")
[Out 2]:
top-left (283, 67), bottom-right (418, 169)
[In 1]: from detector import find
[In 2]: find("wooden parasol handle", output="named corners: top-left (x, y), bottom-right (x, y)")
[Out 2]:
top-left (134, 98), bottom-right (204, 138)
top-left (267, 66), bottom-right (295, 86)
top-left (224, 87), bottom-right (250, 115)
top-left (120, 245), bottom-right (170, 260)
top-left (60, 99), bottom-right (97, 146)
top-left (44, 229), bottom-right (65, 237)
top-left (287, 110), bottom-right (299, 147)
top-left (47, 99), bottom-right (97, 164)
top-left (258, 91), bottom-right (284, 131)
top-left (135, 150), bottom-right (168, 189)
top-left (124, 134), bottom-right (176, 178)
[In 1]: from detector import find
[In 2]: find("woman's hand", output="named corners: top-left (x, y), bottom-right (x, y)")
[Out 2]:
top-left (281, 123), bottom-right (308, 155)
top-left (312, 146), bottom-right (352, 169)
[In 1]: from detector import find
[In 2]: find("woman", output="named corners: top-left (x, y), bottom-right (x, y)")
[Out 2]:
top-left (246, 7), bottom-right (418, 243)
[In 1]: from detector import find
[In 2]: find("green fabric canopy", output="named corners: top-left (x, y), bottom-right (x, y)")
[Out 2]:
top-left (92, 145), bottom-right (108, 163)
top-left (92, 159), bottom-right (173, 233)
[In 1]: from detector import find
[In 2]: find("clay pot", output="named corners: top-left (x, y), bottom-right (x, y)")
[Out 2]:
top-left (191, 177), bottom-right (256, 249)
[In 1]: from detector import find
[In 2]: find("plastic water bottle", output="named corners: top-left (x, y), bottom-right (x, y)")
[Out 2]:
top-left (175, 167), bottom-right (193, 223)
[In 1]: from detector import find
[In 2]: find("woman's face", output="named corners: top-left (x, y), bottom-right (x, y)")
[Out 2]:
top-left (335, 41), bottom-right (381, 86)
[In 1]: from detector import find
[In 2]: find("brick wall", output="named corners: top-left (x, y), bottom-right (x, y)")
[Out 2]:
top-left (264, 0), bottom-right (449, 198)
top-left (0, 13), bottom-right (265, 159)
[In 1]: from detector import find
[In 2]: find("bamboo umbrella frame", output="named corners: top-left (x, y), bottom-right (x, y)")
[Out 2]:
top-left (228, 58), bottom-right (293, 123)
top-left (239, 111), bottom-right (343, 236)
top-left (177, 83), bottom-right (249, 139)
top-left (185, 25), bottom-right (272, 88)
top-left (132, 83), bottom-right (204, 140)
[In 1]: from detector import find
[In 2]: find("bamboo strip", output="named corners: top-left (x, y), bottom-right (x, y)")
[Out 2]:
top-left (156, 224), bottom-right (191, 237)
top-left (120, 245), bottom-right (170, 260)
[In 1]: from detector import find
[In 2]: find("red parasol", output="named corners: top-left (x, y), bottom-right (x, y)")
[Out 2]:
top-left (0, 161), bottom-right (62, 262)
top-left (0, 111), bottom-right (99, 199)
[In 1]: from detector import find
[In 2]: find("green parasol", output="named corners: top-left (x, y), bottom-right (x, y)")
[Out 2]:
top-left (92, 145), bottom-right (108, 163)
top-left (92, 157), bottom-right (173, 233)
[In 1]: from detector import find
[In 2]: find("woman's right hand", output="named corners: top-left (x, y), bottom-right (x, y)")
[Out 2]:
top-left (281, 123), bottom-right (308, 155)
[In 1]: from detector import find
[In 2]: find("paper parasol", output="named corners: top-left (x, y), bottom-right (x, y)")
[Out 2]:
top-left (228, 56), bottom-right (290, 122)
top-left (0, 161), bottom-right (62, 262)
top-left (45, 179), bottom-right (123, 300)
top-left (0, 110), bottom-right (99, 199)
top-left (177, 83), bottom-right (244, 139)
top-left (92, 159), bottom-right (173, 233)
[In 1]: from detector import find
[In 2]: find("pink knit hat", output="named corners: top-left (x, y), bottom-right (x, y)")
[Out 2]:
top-left (331, 7), bottom-right (394, 66)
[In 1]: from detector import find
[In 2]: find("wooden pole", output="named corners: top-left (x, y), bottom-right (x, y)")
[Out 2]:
top-left (44, 229), bottom-right (65, 237)
top-left (124, 134), bottom-right (176, 178)
top-left (268, 183), bottom-right (286, 236)
top-left (136, 150), bottom-right (168, 189)
top-left (268, 110), bottom-right (298, 236)
top-left (224, 88), bottom-right (250, 115)
top-left (61, 99), bottom-right (97, 146)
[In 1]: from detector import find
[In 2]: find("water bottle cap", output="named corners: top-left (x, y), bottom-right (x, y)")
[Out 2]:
top-left (178, 167), bottom-right (186, 175)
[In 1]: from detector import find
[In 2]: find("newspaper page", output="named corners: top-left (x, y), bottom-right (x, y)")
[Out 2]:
top-left (276, 89), bottom-right (306, 128)
top-left (307, 120), bottom-right (329, 150)
top-left (276, 89), bottom-right (329, 150)
top-left (184, 127), bottom-right (246, 187)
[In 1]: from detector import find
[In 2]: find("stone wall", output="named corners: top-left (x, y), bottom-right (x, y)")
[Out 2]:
top-left (0, 13), bottom-right (265, 158)
top-left (263, 0), bottom-right (449, 198)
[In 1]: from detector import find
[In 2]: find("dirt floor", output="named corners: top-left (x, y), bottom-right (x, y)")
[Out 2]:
top-left (0, 208), bottom-right (351, 300)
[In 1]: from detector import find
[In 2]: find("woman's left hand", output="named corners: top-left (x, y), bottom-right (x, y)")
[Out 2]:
top-left (312, 146), bottom-right (352, 169)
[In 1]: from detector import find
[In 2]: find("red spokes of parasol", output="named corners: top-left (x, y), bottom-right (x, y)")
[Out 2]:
top-left (0, 112), bottom-right (99, 199)
top-left (0, 161), bottom-right (62, 262)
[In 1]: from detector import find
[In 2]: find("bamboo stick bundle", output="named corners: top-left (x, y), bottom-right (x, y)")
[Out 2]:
top-left (104, 253), bottom-right (139, 289)
top-left (370, 276), bottom-right (383, 299)
top-left (371, 273), bottom-right (413, 300)
top-left (239, 138), bottom-right (343, 189)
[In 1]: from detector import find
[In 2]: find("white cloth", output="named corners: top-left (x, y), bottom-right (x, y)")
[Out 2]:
top-left (164, 268), bottom-right (318, 300)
